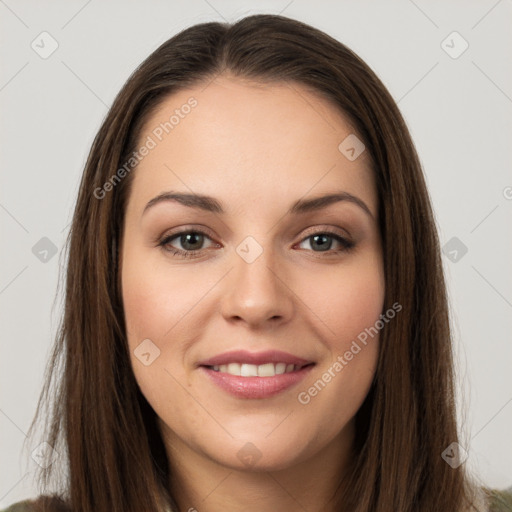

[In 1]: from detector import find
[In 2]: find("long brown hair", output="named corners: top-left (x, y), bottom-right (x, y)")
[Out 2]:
top-left (28, 13), bottom-right (489, 512)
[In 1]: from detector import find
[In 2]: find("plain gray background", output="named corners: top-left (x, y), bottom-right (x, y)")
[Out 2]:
top-left (1, 0), bottom-right (511, 506)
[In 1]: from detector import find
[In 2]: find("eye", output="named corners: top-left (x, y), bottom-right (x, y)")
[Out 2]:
top-left (158, 229), bottom-right (217, 258)
top-left (296, 231), bottom-right (355, 254)
top-left (157, 228), bottom-right (355, 259)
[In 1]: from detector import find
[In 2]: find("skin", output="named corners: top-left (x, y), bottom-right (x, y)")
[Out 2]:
top-left (120, 75), bottom-right (385, 512)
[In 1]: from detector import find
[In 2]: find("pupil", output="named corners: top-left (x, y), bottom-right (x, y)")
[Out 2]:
top-left (312, 234), bottom-right (331, 252)
top-left (182, 233), bottom-right (202, 250)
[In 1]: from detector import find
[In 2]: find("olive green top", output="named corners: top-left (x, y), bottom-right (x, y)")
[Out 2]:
top-left (2, 487), bottom-right (512, 511)
top-left (487, 487), bottom-right (512, 511)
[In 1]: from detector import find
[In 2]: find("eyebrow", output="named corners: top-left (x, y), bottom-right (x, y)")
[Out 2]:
top-left (142, 191), bottom-right (374, 219)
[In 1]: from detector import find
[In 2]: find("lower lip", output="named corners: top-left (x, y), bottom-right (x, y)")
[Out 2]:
top-left (199, 364), bottom-right (315, 399)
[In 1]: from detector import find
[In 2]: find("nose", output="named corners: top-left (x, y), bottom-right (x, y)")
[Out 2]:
top-left (220, 241), bottom-right (294, 329)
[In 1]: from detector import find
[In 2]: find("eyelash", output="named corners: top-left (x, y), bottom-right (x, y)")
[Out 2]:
top-left (157, 228), bottom-right (355, 259)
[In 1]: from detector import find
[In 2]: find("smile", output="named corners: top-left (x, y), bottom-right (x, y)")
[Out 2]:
top-left (199, 363), bottom-right (315, 399)
top-left (207, 362), bottom-right (307, 377)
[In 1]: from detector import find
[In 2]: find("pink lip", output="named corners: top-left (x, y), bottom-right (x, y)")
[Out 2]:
top-left (199, 364), bottom-right (315, 399)
top-left (197, 349), bottom-right (313, 367)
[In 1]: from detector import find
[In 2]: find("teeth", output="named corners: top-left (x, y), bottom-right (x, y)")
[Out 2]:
top-left (240, 363), bottom-right (258, 377)
top-left (212, 362), bottom-right (300, 377)
top-left (229, 362), bottom-right (243, 375)
top-left (275, 363), bottom-right (286, 375)
top-left (257, 363), bottom-right (275, 377)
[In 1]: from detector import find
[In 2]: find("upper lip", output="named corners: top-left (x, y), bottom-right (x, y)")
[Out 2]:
top-left (198, 350), bottom-right (314, 368)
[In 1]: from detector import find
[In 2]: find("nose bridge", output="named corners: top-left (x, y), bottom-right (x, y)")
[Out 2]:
top-left (220, 234), bottom-right (292, 326)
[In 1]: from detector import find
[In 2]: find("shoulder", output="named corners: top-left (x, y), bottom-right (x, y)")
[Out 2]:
top-left (486, 485), bottom-right (512, 511)
top-left (0, 496), bottom-right (71, 512)
top-left (0, 501), bottom-right (37, 512)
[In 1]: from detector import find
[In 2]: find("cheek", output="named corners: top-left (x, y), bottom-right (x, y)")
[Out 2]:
top-left (121, 253), bottom-right (196, 411)
top-left (121, 249), bottom-right (224, 395)
top-left (299, 253), bottom-right (385, 350)
top-left (120, 249), bottom-right (183, 396)
top-left (121, 252), bottom-right (203, 344)
top-left (122, 270), bottom-right (172, 341)
top-left (292, 253), bottom-right (384, 409)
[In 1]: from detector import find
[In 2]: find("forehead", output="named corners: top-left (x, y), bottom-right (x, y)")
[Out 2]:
top-left (128, 75), bottom-right (377, 218)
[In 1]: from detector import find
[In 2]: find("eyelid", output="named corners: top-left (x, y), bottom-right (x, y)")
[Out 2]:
top-left (157, 224), bottom-right (352, 247)
top-left (155, 224), bottom-right (217, 243)
top-left (293, 226), bottom-right (355, 255)
top-left (298, 224), bottom-right (352, 240)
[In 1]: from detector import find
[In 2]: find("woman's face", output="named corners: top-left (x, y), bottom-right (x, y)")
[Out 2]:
top-left (120, 76), bottom-right (385, 472)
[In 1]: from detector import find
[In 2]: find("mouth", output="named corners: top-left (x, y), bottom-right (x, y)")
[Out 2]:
top-left (202, 361), bottom-right (314, 377)
top-left (197, 349), bottom-right (316, 399)
top-left (197, 349), bottom-right (314, 368)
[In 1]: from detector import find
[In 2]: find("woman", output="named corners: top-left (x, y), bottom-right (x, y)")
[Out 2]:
top-left (3, 14), bottom-right (511, 512)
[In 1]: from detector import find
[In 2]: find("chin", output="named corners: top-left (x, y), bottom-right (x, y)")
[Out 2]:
top-left (203, 434), bottom-right (314, 473)
top-left (216, 450), bottom-right (304, 473)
